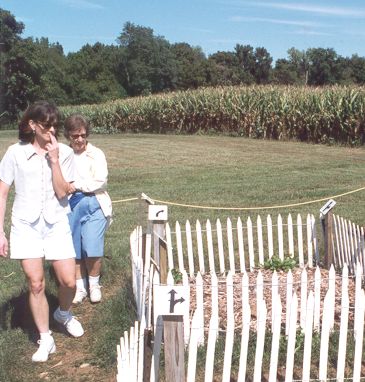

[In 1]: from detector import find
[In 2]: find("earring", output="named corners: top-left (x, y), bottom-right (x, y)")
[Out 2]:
top-left (32, 129), bottom-right (35, 135)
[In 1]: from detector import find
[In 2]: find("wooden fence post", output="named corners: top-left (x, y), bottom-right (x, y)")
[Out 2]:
top-left (159, 238), bottom-right (168, 284)
top-left (148, 204), bottom-right (168, 278)
top-left (163, 315), bottom-right (185, 382)
top-left (142, 328), bottom-right (153, 382)
top-left (320, 199), bottom-right (336, 269)
top-left (323, 211), bottom-right (333, 269)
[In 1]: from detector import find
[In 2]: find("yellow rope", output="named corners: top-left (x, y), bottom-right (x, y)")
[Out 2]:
top-left (109, 186), bottom-right (365, 210)
top-left (151, 186), bottom-right (365, 211)
top-left (112, 197), bottom-right (139, 204)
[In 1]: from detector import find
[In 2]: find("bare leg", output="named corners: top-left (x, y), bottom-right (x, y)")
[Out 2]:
top-left (52, 258), bottom-right (76, 311)
top-left (75, 259), bottom-right (87, 280)
top-left (85, 257), bottom-right (102, 277)
top-left (21, 258), bottom-right (49, 333)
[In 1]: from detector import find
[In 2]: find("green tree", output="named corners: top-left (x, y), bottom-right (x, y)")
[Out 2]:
top-left (234, 44), bottom-right (256, 84)
top-left (0, 8), bottom-right (25, 121)
top-left (208, 51), bottom-right (242, 85)
top-left (253, 47), bottom-right (273, 84)
top-left (65, 43), bottom-right (126, 104)
top-left (117, 22), bottom-right (177, 96)
top-left (3, 37), bottom-right (43, 119)
top-left (347, 54), bottom-right (365, 84)
top-left (32, 38), bottom-right (69, 105)
top-left (307, 48), bottom-right (340, 85)
top-left (287, 48), bottom-right (309, 85)
top-left (171, 43), bottom-right (208, 89)
top-left (272, 59), bottom-right (299, 84)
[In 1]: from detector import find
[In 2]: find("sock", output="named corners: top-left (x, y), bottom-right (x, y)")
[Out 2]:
top-left (89, 275), bottom-right (100, 287)
top-left (76, 278), bottom-right (87, 291)
top-left (40, 331), bottom-right (52, 340)
top-left (57, 308), bottom-right (71, 320)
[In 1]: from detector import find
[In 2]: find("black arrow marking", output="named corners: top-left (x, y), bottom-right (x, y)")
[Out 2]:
top-left (168, 289), bottom-right (185, 313)
top-left (156, 209), bottom-right (164, 217)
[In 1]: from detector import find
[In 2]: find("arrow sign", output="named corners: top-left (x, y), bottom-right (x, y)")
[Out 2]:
top-left (153, 285), bottom-right (189, 317)
top-left (168, 289), bottom-right (185, 313)
top-left (148, 205), bottom-right (168, 221)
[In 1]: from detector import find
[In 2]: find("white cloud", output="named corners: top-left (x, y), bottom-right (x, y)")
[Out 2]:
top-left (244, 2), bottom-right (365, 18)
top-left (293, 30), bottom-right (334, 36)
top-left (230, 16), bottom-right (324, 27)
top-left (58, 0), bottom-right (104, 10)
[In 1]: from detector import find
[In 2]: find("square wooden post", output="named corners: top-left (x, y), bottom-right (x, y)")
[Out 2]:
top-left (148, 204), bottom-right (168, 277)
top-left (162, 315), bottom-right (185, 382)
top-left (323, 211), bottom-right (333, 269)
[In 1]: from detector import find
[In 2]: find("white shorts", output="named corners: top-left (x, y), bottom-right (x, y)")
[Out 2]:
top-left (10, 214), bottom-right (76, 260)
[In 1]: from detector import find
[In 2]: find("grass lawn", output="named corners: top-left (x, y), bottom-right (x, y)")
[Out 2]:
top-left (0, 132), bottom-right (364, 381)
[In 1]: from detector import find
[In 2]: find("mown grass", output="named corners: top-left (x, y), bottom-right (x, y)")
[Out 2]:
top-left (0, 132), bottom-right (364, 380)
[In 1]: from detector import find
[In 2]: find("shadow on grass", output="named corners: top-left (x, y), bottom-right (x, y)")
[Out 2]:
top-left (0, 288), bottom-right (60, 343)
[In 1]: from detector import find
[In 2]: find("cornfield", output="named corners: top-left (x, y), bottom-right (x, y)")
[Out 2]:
top-left (61, 85), bottom-right (365, 145)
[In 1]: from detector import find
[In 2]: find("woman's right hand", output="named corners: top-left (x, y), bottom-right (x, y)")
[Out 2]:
top-left (68, 183), bottom-right (76, 195)
top-left (0, 234), bottom-right (8, 257)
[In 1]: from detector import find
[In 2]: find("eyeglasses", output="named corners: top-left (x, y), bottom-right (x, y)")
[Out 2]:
top-left (70, 133), bottom-right (87, 140)
top-left (37, 122), bottom-right (57, 130)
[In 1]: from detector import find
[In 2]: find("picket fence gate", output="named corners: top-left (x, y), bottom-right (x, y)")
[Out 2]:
top-left (118, 263), bottom-right (365, 382)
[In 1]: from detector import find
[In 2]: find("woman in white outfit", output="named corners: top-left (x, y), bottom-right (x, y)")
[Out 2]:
top-left (64, 114), bottom-right (112, 304)
top-left (0, 101), bottom-right (84, 363)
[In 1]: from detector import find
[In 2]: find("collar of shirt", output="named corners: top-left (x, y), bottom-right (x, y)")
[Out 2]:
top-left (23, 143), bottom-right (38, 160)
top-left (85, 143), bottom-right (97, 159)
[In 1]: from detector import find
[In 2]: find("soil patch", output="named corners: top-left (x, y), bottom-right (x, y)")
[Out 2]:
top-left (189, 267), bottom-right (357, 330)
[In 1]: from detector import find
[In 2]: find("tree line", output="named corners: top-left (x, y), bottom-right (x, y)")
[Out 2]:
top-left (2, 7), bottom-right (365, 122)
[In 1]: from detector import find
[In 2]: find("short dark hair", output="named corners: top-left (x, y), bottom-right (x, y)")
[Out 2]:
top-left (19, 101), bottom-right (60, 143)
top-left (64, 114), bottom-right (90, 140)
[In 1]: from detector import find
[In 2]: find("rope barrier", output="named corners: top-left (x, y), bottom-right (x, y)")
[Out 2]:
top-left (109, 185), bottom-right (365, 210)
top-left (1, 271), bottom-right (15, 279)
top-left (112, 197), bottom-right (139, 204)
top-left (151, 186), bottom-right (365, 210)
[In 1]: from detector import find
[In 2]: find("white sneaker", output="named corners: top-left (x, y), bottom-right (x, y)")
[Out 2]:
top-left (89, 285), bottom-right (102, 303)
top-left (32, 334), bottom-right (56, 362)
top-left (72, 288), bottom-right (87, 304)
top-left (53, 308), bottom-right (84, 337)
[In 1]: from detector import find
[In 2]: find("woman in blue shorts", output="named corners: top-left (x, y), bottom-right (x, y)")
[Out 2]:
top-left (64, 114), bottom-right (112, 304)
top-left (0, 101), bottom-right (84, 363)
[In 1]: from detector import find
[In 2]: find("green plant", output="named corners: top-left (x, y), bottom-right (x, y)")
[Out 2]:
top-left (263, 255), bottom-right (297, 272)
top-left (61, 85), bottom-right (365, 146)
top-left (171, 268), bottom-right (183, 284)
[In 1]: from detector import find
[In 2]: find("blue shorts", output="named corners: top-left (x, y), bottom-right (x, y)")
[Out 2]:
top-left (68, 195), bottom-right (107, 260)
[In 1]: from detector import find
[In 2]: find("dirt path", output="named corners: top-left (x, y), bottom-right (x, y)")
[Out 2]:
top-left (28, 287), bottom-right (118, 382)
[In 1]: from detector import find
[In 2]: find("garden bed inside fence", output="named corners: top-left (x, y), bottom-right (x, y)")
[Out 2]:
top-left (188, 267), bottom-right (357, 331)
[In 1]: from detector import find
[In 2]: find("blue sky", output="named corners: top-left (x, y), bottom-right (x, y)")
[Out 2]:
top-left (3, 0), bottom-right (365, 62)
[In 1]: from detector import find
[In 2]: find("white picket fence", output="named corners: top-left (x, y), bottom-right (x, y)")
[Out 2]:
top-left (118, 264), bottom-right (365, 381)
top-left (332, 213), bottom-right (365, 275)
top-left (165, 213), bottom-right (318, 276)
top-left (124, 212), bottom-right (365, 381)
top-left (130, 213), bottom-right (318, 321)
